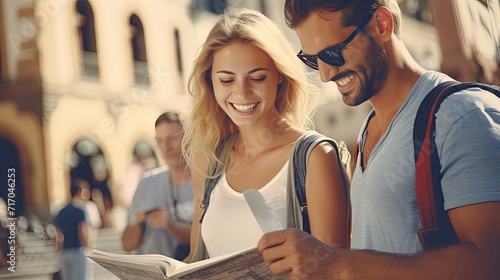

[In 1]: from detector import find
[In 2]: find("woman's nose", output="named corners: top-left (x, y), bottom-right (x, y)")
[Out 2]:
top-left (234, 79), bottom-right (251, 98)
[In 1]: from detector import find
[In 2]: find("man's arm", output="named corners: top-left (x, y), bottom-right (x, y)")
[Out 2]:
top-left (78, 221), bottom-right (89, 248)
top-left (121, 212), bottom-right (146, 252)
top-left (55, 228), bottom-right (63, 251)
top-left (166, 220), bottom-right (192, 244)
top-left (258, 202), bottom-right (500, 279)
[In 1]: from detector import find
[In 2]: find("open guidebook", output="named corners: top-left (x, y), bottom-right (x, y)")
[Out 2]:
top-left (88, 246), bottom-right (285, 280)
top-left (89, 190), bottom-right (286, 280)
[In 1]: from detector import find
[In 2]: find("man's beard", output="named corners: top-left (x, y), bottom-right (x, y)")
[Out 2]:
top-left (351, 37), bottom-right (389, 106)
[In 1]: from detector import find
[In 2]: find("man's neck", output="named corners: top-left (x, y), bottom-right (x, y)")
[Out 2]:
top-left (369, 40), bottom-right (426, 122)
top-left (169, 165), bottom-right (191, 186)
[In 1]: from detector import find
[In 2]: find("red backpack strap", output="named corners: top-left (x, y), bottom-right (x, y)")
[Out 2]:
top-left (413, 81), bottom-right (500, 250)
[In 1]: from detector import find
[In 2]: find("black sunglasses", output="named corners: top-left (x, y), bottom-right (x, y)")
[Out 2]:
top-left (297, 7), bottom-right (377, 70)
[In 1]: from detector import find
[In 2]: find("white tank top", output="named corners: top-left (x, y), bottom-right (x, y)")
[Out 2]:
top-left (201, 160), bottom-right (289, 258)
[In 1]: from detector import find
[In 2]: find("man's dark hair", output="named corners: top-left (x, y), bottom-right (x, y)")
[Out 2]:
top-left (154, 111), bottom-right (185, 128)
top-left (284, 0), bottom-right (401, 37)
top-left (70, 178), bottom-right (88, 197)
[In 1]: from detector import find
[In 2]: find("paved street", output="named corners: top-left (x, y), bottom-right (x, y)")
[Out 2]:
top-left (1, 227), bottom-right (126, 280)
top-left (0, 208), bottom-right (129, 280)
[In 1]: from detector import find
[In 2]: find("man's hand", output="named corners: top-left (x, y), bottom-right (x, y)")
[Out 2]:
top-left (122, 211), bottom-right (148, 252)
top-left (258, 228), bottom-right (343, 279)
top-left (147, 208), bottom-right (172, 230)
top-left (122, 208), bottom-right (172, 252)
top-left (131, 212), bottom-right (147, 226)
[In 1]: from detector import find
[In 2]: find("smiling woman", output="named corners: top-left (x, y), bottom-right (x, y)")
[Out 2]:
top-left (182, 8), bottom-right (351, 264)
top-left (211, 41), bottom-right (283, 127)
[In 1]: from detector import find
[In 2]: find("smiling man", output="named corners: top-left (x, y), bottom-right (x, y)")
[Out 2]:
top-left (257, 1), bottom-right (500, 279)
top-left (121, 111), bottom-right (193, 261)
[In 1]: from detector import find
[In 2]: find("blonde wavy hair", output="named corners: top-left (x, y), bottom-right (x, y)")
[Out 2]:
top-left (183, 8), bottom-right (318, 177)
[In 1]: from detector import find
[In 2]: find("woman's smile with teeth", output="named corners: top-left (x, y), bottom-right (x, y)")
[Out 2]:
top-left (337, 75), bottom-right (354, 86)
top-left (232, 102), bottom-right (258, 112)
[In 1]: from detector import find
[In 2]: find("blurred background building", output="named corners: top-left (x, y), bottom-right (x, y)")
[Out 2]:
top-left (0, 0), bottom-right (499, 278)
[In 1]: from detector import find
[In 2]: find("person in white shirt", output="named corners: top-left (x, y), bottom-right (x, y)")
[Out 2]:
top-left (183, 9), bottom-right (350, 263)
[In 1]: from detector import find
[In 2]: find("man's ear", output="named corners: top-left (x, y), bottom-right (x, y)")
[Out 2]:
top-left (372, 6), bottom-right (394, 42)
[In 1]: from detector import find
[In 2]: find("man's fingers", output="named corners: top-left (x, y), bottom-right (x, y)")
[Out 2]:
top-left (266, 250), bottom-right (308, 279)
top-left (149, 208), bottom-right (169, 214)
top-left (260, 230), bottom-right (301, 269)
top-left (262, 249), bottom-right (293, 277)
top-left (146, 208), bottom-right (171, 229)
top-left (148, 209), bottom-right (170, 220)
top-left (258, 232), bottom-right (281, 252)
top-left (267, 250), bottom-right (323, 280)
top-left (258, 228), bottom-right (301, 252)
top-left (261, 243), bottom-right (285, 264)
top-left (268, 259), bottom-right (293, 277)
top-left (132, 212), bottom-right (147, 225)
top-left (258, 229), bottom-right (334, 279)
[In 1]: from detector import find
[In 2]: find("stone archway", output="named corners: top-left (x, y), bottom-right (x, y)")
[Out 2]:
top-left (68, 137), bottom-right (113, 227)
top-left (0, 136), bottom-right (26, 217)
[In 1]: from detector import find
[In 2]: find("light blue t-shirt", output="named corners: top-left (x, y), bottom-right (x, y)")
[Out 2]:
top-left (351, 71), bottom-right (500, 255)
top-left (128, 166), bottom-right (194, 257)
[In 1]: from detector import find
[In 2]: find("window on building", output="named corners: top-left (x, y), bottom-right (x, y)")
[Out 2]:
top-left (76, 0), bottom-right (99, 78)
top-left (174, 29), bottom-right (183, 78)
top-left (0, 44), bottom-right (3, 83)
top-left (192, 0), bottom-right (227, 15)
top-left (211, 0), bottom-right (227, 14)
top-left (398, 0), bottom-right (432, 23)
top-left (69, 137), bottom-right (113, 227)
top-left (133, 140), bottom-right (158, 169)
top-left (259, 0), bottom-right (267, 13)
top-left (0, 2), bottom-right (6, 84)
top-left (130, 14), bottom-right (149, 87)
top-left (0, 136), bottom-right (26, 216)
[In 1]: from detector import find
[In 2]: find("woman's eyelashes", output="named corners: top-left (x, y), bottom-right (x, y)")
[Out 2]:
top-left (250, 76), bottom-right (266, 82)
top-left (219, 79), bottom-right (233, 84)
top-left (218, 76), bottom-right (267, 84)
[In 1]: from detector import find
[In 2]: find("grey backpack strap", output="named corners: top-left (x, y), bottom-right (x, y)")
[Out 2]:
top-left (192, 134), bottom-right (237, 262)
top-left (292, 132), bottom-right (351, 233)
top-left (199, 134), bottom-right (237, 223)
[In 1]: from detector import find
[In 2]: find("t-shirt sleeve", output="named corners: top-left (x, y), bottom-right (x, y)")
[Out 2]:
top-left (437, 91), bottom-right (500, 210)
top-left (77, 207), bottom-right (86, 223)
top-left (127, 174), bottom-right (168, 224)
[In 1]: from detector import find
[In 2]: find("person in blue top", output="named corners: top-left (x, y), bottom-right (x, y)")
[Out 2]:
top-left (55, 178), bottom-right (89, 280)
top-left (258, 0), bottom-right (500, 279)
